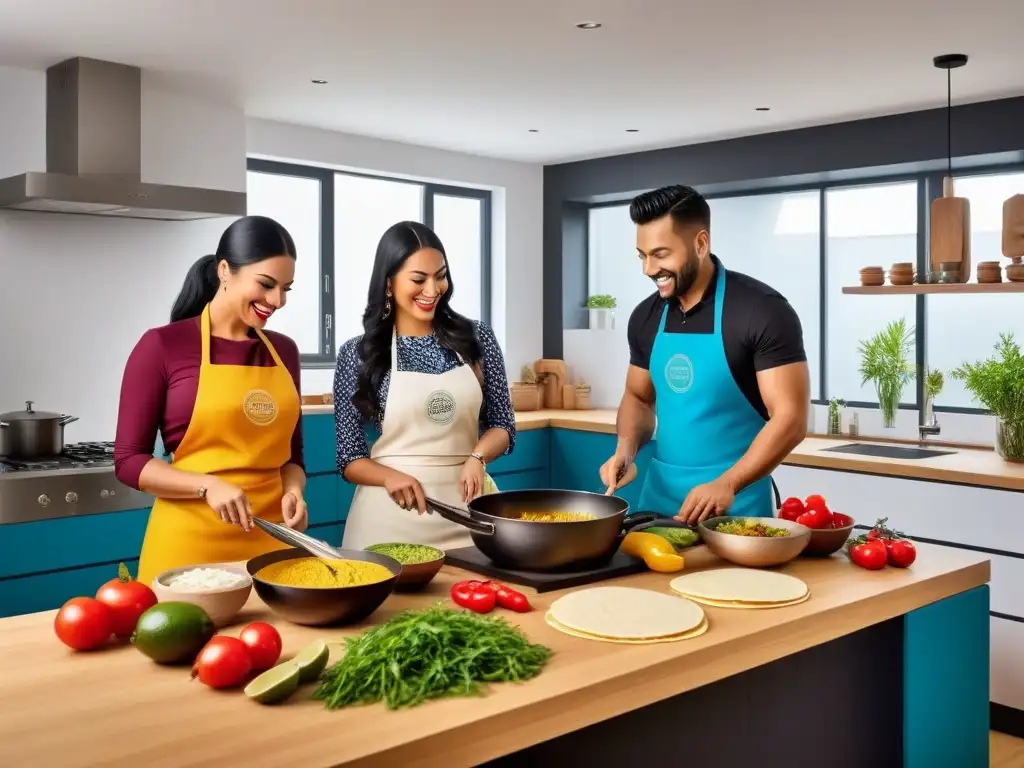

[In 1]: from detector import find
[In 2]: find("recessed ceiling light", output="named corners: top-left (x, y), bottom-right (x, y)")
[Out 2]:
top-left (575, 21), bottom-right (602, 29)
top-left (755, 106), bottom-right (770, 111)
top-left (528, 129), bottom-right (539, 133)
top-left (625, 129), bottom-right (639, 133)
top-left (311, 79), bottom-right (328, 85)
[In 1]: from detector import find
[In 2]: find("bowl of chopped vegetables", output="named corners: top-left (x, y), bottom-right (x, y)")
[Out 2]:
top-left (364, 543), bottom-right (445, 591)
top-left (698, 516), bottom-right (811, 567)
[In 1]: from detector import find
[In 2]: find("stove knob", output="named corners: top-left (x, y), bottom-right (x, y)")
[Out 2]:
top-left (100, 489), bottom-right (110, 499)
top-left (38, 494), bottom-right (50, 507)
top-left (65, 492), bottom-right (78, 504)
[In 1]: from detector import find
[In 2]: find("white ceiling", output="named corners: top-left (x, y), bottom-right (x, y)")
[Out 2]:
top-left (0, 0), bottom-right (1022, 164)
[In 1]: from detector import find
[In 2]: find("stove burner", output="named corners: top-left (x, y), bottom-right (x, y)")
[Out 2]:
top-left (0, 441), bottom-right (116, 472)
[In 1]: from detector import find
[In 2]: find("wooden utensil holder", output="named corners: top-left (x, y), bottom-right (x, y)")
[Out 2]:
top-left (1003, 194), bottom-right (1024, 260)
top-left (930, 177), bottom-right (971, 283)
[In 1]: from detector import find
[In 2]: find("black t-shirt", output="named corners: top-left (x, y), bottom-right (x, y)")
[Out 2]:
top-left (626, 254), bottom-right (806, 420)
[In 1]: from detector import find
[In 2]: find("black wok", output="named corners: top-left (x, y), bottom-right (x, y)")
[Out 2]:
top-left (425, 489), bottom-right (657, 571)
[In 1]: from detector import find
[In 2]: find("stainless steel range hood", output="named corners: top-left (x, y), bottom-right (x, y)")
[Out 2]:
top-left (0, 57), bottom-right (246, 221)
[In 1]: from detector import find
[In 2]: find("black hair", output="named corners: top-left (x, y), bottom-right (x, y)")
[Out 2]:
top-left (169, 215), bottom-right (297, 323)
top-left (352, 221), bottom-right (482, 421)
top-left (629, 185), bottom-right (711, 233)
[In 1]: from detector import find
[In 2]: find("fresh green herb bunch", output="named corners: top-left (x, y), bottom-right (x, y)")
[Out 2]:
top-left (585, 294), bottom-right (617, 309)
top-left (313, 605), bottom-right (552, 710)
top-left (858, 318), bottom-right (916, 425)
top-left (952, 334), bottom-right (1024, 418)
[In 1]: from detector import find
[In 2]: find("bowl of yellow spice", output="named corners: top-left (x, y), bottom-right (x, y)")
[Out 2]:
top-left (246, 548), bottom-right (400, 627)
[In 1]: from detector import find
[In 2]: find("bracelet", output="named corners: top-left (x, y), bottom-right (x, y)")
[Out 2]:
top-left (470, 452), bottom-right (486, 468)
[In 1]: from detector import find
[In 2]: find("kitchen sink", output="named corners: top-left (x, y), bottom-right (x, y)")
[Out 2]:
top-left (822, 443), bottom-right (955, 460)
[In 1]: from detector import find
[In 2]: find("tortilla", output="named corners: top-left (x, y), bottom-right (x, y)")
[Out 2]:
top-left (548, 586), bottom-right (706, 640)
top-left (545, 611), bottom-right (710, 644)
top-left (672, 591), bottom-right (811, 610)
top-left (668, 568), bottom-right (808, 604)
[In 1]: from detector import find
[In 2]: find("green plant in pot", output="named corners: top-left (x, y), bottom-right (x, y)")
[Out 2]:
top-left (827, 398), bottom-right (845, 435)
top-left (952, 333), bottom-right (1024, 462)
top-left (585, 294), bottom-right (617, 331)
top-left (923, 367), bottom-right (944, 426)
top-left (858, 318), bottom-right (915, 429)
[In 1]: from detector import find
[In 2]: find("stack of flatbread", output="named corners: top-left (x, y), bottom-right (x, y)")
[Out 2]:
top-left (545, 586), bottom-right (708, 644)
top-left (669, 568), bottom-right (810, 609)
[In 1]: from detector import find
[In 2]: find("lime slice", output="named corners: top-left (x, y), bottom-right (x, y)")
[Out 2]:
top-left (293, 639), bottom-right (330, 684)
top-left (244, 662), bottom-right (301, 705)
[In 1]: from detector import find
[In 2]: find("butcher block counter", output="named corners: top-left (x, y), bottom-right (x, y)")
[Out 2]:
top-left (0, 545), bottom-right (990, 768)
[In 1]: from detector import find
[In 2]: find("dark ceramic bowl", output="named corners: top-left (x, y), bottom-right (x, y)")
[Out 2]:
top-left (801, 513), bottom-right (856, 557)
top-left (365, 544), bottom-right (445, 592)
top-left (246, 548), bottom-right (399, 627)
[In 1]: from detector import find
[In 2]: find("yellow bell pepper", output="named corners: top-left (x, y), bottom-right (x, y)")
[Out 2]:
top-left (620, 531), bottom-right (686, 573)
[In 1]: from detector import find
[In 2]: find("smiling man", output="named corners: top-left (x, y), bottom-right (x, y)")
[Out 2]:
top-left (599, 185), bottom-right (810, 524)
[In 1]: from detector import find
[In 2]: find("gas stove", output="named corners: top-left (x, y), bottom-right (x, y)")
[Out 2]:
top-left (0, 442), bottom-right (154, 525)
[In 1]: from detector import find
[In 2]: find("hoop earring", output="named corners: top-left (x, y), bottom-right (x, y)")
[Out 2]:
top-left (382, 291), bottom-right (392, 319)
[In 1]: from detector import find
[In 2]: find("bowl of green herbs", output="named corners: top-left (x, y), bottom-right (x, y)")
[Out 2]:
top-left (364, 543), bottom-right (445, 592)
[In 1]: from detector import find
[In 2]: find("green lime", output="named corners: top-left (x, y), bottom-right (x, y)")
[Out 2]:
top-left (130, 602), bottom-right (214, 664)
top-left (244, 662), bottom-right (301, 705)
top-left (293, 639), bottom-right (330, 683)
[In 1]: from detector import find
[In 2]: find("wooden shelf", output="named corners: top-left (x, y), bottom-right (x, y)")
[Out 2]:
top-left (843, 282), bottom-right (1024, 295)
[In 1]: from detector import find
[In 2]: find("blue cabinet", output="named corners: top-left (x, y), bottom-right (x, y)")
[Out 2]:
top-left (305, 474), bottom-right (339, 526)
top-left (549, 429), bottom-right (653, 509)
top-left (0, 559), bottom-right (141, 619)
top-left (302, 414), bottom-right (336, 475)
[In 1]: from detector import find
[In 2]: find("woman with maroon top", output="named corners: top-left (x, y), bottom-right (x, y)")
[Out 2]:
top-left (115, 216), bottom-right (308, 585)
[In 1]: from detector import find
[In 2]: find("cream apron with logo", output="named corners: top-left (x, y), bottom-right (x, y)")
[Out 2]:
top-left (136, 305), bottom-right (300, 585)
top-left (341, 334), bottom-right (483, 551)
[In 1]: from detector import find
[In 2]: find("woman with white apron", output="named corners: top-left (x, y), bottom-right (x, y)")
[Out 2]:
top-left (334, 221), bottom-right (517, 550)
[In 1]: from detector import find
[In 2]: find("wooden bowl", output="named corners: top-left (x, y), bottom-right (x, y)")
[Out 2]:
top-left (860, 274), bottom-right (885, 286)
top-left (365, 543), bottom-right (445, 592)
top-left (246, 548), bottom-right (399, 627)
top-left (801, 513), bottom-right (856, 557)
top-left (698, 516), bottom-right (810, 567)
top-left (152, 562), bottom-right (252, 628)
top-left (891, 262), bottom-right (914, 271)
top-left (1006, 264), bottom-right (1024, 283)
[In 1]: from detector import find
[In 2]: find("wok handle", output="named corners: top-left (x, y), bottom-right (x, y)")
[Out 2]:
top-left (621, 513), bottom-right (659, 533)
top-left (424, 497), bottom-right (496, 536)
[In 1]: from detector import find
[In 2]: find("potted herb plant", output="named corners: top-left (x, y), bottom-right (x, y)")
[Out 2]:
top-left (923, 367), bottom-right (944, 429)
top-left (585, 294), bottom-right (617, 330)
top-left (827, 398), bottom-right (845, 435)
top-left (858, 318), bottom-right (915, 429)
top-left (952, 333), bottom-right (1024, 462)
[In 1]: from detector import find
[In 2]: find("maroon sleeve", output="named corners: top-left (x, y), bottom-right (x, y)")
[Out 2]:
top-left (114, 329), bottom-right (167, 490)
top-left (273, 333), bottom-right (306, 472)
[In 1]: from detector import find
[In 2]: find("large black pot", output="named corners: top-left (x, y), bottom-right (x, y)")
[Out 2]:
top-left (426, 489), bottom-right (656, 571)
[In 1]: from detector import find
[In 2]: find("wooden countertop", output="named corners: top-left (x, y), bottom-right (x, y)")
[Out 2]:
top-left (512, 409), bottom-right (1024, 492)
top-left (0, 546), bottom-right (989, 768)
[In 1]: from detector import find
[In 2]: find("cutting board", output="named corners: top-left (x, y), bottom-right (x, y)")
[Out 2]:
top-left (930, 177), bottom-right (971, 282)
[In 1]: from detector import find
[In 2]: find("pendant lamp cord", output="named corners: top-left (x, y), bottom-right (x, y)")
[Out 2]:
top-left (946, 68), bottom-right (952, 179)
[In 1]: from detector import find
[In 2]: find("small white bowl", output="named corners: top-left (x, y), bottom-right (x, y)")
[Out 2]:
top-left (152, 562), bottom-right (253, 628)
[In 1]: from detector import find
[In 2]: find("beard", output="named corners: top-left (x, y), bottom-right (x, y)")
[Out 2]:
top-left (653, 252), bottom-right (700, 297)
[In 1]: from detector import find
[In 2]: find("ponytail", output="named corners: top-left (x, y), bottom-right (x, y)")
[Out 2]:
top-left (170, 254), bottom-right (219, 322)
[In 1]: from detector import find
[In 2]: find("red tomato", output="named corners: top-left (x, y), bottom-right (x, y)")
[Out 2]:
top-left (238, 622), bottom-right (282, 672)
top-left (54, 597), bottom-right (113, 651)
top-left (778, 497), bottom-right (805, 522)
top-left (450, 581), bottom-right (497, 613)
top-left (886, 539), bottom-right (917, 568)
top-left (191, 636), bottom-right (252, 689)
top-left (849, 540), bottom-right (888, 570)
top-left (95, 564), bottom-right (158, 638)
top-left (804, 495), bottom-right (829, 514)
top-left (494, 584), bottom-right (533, 613)
top-left (796, 506), bottom-right (834, 530)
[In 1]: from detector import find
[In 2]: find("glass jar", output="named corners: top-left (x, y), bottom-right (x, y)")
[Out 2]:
top-left (995, 417), bottom-right (1024, 462)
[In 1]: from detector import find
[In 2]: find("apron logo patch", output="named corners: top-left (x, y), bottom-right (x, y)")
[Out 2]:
top-left (242, 389), bottom-right (278, 426)
top-left (664, 354), bottom-right (695, 394)
top-left (425, 390), bottom-right (456, 425)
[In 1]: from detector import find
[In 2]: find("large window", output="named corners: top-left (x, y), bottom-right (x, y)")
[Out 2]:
top-left (926, 171), bottom-right (1024, 409)
top-left (248, 160), bottom-right (492, 363)
top-left (825, 182), bottom-right (919, 404)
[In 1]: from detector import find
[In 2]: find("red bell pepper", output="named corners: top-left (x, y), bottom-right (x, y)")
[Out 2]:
top-left (493, 583), bottom-right (532, 613)
top-left (450, 580), bottom-right (497, 614)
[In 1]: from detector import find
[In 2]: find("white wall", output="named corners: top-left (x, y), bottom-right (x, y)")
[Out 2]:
top-left (0, 65), bottom-right (544, 441)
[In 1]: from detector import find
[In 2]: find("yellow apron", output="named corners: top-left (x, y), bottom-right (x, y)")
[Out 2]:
top-left (136, 305), bottom-right (301, 585)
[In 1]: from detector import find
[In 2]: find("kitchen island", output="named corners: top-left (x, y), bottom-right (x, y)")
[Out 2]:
top-left (0, 544), bottom-right (990, 768)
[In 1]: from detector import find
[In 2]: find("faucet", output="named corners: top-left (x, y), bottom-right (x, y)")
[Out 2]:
top-left (919, 410), bottom-right (940, 440)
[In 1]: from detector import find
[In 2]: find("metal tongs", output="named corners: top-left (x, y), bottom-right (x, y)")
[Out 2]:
top-left (252, 518), bottom-right (340, 576)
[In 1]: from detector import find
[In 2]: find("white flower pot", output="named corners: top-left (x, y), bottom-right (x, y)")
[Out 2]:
top-left (588, 308), bottom-right (615, 330)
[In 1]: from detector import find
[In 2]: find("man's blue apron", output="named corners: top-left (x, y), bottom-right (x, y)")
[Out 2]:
top-left (636, 261), bottom-right (773, 518)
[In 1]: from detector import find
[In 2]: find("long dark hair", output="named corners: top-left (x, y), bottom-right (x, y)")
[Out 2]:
top-left (170, 215), bottom-right (297, 322)
top-left (352, 221), bottom-right (481, 421)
